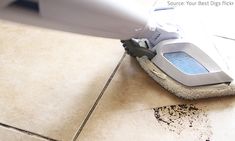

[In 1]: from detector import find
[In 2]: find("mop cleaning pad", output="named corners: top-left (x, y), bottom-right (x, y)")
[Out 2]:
top-left (137, 56), bottom-right (235, 100)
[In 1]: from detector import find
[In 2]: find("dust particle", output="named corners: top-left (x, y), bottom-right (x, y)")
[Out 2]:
top-left (153, 104), bottom-right (212, 140)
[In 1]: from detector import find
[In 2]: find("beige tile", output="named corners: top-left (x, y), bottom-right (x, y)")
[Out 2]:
top-left (79, 56), bottom-right (185, 113)
top-left (0, 126), bottom-right (46, 141)
top-left (77, 56), bottom-right (235, 141)
top-left (0, 20), bottom-right (124, 141)
top-left (77, 56), bottom-right (186, 141)
top-left (196, 97), bottom-right (235, 141)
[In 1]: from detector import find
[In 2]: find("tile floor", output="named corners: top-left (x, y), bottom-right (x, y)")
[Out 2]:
top-left (1, 2), bottom-right (235, 141)
top-left (0, 20), bottom-right (124, 141)
top-left (76, 56), bottom-right (235, 141)
top-left (0, 126), bottom-right (46, 141)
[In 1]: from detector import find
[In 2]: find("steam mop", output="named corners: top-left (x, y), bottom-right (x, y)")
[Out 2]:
top-left (0, 0), bottom-right (234, 99)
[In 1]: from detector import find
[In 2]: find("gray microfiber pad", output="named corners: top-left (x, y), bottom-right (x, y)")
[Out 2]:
top-left (137, 56), bottom-right (235, 100)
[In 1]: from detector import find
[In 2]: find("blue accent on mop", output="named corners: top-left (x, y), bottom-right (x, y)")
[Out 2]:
top-left (164, 51), bottom-right (208, 75)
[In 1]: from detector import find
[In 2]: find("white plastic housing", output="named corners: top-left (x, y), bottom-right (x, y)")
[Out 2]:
top-left (0, 0), bottom-right (151, 39)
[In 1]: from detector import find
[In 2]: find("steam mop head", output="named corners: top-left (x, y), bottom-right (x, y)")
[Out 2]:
top-left (137, 56), bottom-right (235, 100)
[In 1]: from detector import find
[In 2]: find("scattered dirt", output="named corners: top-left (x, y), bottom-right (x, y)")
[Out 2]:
top-left (153, 104), bottom-right (212, 141)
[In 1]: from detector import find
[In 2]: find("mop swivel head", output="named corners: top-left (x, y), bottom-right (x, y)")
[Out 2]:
top-left (121, 39), bottom-right (235, 100)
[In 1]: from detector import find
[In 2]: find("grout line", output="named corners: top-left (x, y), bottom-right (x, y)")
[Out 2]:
top-left (0, 122), bottom-right (59, 141)
top-left (214, 35), bottom-right (235, 41)
top-left (72, 53), bottom-right (126, 141)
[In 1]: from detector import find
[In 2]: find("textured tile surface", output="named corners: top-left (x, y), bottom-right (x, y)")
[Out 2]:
top-left (0, 20), bottom-right (123, 141)
top-left (77, 56), bottom-right (186, 141)
top-left (77, 55), bottom-right (235, 141)
top-left (0, 126), bottom-right (46, 141)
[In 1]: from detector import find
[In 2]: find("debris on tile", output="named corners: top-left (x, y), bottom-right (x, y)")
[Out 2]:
top-left (153, 104), bottom-right (212, 141)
